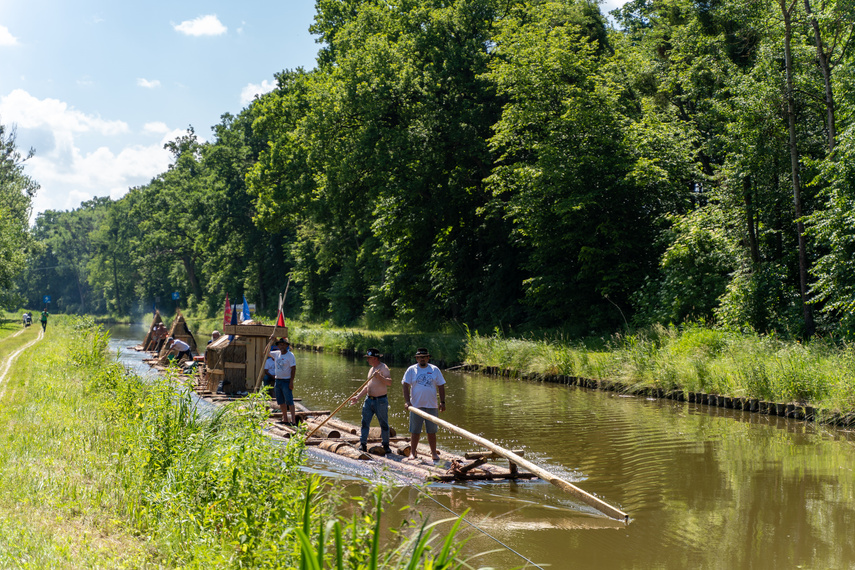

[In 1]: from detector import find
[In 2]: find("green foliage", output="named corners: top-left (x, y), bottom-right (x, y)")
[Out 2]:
top-left (465, 323), bottom-right (855, 411)
top-left (0, 122), bottom-right (38, 309)
top-left (14, 0), bottom-right (855, 338)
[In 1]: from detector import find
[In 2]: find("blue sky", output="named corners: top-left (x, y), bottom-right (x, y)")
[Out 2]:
top-left (1, 1), bottom-right (624, 220)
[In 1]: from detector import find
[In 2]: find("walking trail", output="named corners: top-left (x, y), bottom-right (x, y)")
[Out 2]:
top-left (0, 328), bottom-right (43, 401)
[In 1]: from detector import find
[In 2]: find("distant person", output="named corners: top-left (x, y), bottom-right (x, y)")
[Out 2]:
top-left (165, 337), bottom-right (192, 364)
top-left (207, 330), bottom-right (221, 345)
top-left (262, 347), bottom-right (277, 397)
top-left (402, 347), bottom-right (446, 462)
top-left (22, 312), bottom-right (29, 327)
top-left (153, 324), bottom-right (168, 352)
top-left (274, 338), bottom-right (297, 425)
top-left (350, 348), bottom-right (393, 454)
top-left (40, 309), bottom-right (49, 332)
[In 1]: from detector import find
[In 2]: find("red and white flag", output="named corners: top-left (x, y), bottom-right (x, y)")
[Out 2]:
top-left (223, 294), bottom-right (232, 328)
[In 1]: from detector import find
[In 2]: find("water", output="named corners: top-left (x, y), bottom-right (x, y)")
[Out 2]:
top-left (109, 325), bottom-right (855, 569)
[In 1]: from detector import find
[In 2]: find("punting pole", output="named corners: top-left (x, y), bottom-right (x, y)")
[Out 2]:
top-left (304, 369), bottom-right (381, 439)
top-left (407, 406), bottom-right (628, 522)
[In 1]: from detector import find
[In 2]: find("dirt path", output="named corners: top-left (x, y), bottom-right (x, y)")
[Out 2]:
top-left (0, 328), bottom-right (43, 400)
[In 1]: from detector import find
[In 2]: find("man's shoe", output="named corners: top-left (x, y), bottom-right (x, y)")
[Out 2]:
top-left (359, 443), bottom-right (368, 452)
top-left (383, 445), bottom-right (392, 455)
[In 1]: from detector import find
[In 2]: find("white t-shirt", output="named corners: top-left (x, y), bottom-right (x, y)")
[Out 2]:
top-left (402, 363), bottom-right (446, 408)
top-left (172, 339), bottom-right (190, 352)
top-left (264, 356), bottom-right (276, 375)
top-left (274, 349), bottom-right (296, 379)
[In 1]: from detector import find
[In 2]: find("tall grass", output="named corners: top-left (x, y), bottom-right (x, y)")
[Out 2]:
top-left (464, 324), bottom-right (855, 412)
top-left (0, 318), bottom-right (480, 568)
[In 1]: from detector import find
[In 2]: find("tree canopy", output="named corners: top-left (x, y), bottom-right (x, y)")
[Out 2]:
top-left (11, 0), bottom-right (855, 338)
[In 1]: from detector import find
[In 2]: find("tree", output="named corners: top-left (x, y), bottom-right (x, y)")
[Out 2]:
top-left (0, 122), bottom-right (38, 308)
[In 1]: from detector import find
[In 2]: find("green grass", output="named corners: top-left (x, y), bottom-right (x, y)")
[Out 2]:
top-left (0, 318), bottom-right (482, 568)
top-left (464, 324), bottom-right (855, 413)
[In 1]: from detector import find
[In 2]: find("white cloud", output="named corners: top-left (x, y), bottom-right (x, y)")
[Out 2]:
top-left (240, 79), bottom-right (276, 105)
top-left (173, 15), bottom-right (227, 37)
top-left (143, 121), bottom-right (170, 134)
top-left (0, 89), bottom-right (128, 136)
top-left (1, 89), bottom-right (173, 217)
top-left (0, 25), bottom-right (19, 46)
top-left (137, 78), bottom-right (161, 89)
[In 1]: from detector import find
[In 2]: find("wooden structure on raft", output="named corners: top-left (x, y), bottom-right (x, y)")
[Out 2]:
top-left (204, 323), bottom-right (287, 394)
top-left (140, 312), bottom-right (164, 350)
top-left (155, 311), bottom-right (198, 365)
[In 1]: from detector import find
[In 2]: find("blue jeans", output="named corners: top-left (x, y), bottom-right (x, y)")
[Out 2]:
top-left (361, 395), bottom-right (389, 446)
top-left (274, 379), bottom-right (294, 406)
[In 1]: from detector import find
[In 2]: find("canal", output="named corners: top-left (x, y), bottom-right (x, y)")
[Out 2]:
top-left (110, 325), bottom-right (855, 569)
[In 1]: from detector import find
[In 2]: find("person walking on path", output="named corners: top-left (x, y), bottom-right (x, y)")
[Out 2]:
top-left (350, 348), bottom-right (393, 454)
top-left (40, 309), bottom-right (49, 332)
top-left (402, 347), bottom-right (446, 462)
top-left (274, 338), bottom-right (297, 425)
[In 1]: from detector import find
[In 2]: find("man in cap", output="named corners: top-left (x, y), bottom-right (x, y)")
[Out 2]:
top-left (274, 338), bottom-right (297, 425)
top-left (350, 348), bottom-right (393, 454)
top-left (401, 347), bottom-right (446, 462)
top-left (165, 336), bottom-right (193, 364)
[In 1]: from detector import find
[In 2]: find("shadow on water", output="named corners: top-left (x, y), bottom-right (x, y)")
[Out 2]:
top-left (108, 325), bottom-right (855, 569)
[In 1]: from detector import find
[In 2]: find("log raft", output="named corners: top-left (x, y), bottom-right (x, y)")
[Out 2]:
top-left (150, 356), bottom-right (622, 521)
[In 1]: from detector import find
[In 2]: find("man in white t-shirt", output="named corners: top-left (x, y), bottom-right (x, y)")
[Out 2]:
top-left (166, 337), bottom-right (192, 363)
top-left (274, 338), bottom-right (297, 425)
top-left (402, 347), bottom-right (446, 462)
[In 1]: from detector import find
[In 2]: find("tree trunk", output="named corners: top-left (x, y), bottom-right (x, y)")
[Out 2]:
top-left (803, 0), bottom-right (837, 152)
top-left (744, 177), bottom-right (760, 264)
top-left (112, 252), bottom-right (122, 314)
top-left (181, 254), bottom-right (204, 300)
top-left (781, 0), bottom-right (815, 336)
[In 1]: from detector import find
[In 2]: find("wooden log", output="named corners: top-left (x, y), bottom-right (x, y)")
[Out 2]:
top-left (303, 422), bottom-right (341, 439)
top-left (406, 407), bottom-right (628, 522)
top-left (458, 458), bottom-right (487, 473)
top-left (432, 473), bottom-right (537, 482)
top-left (465, 449), bottom-right (525, 460)
top-left (322, 418), bottom-right (359, 435)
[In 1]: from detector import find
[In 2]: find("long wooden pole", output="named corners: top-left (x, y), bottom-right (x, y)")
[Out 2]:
top-left (251, 289), bottom-right (288, 392)
top-left (305, 370), bottom-right (381, 439)
top-left (407, 407), bottom-right (628, 522)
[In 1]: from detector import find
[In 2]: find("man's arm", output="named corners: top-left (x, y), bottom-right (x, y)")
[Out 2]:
top-left (289, 365), bottom-right (296, 390)
top-left (403, 383), bottom-right (412, 410)
top-left (438, 385), bottom-right (446, 412)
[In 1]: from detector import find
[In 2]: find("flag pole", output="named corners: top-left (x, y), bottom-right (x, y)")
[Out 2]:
top-left (252, 288), bottom-right (288, 393)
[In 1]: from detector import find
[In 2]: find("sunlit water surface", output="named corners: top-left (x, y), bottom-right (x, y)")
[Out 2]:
top-left (109, 325), bottom-right (855, 569)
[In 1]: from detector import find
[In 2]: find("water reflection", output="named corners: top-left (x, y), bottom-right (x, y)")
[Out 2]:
top-left (109, 325), bottom-right (855, 569)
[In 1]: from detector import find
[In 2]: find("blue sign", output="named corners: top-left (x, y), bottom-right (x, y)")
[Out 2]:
top-left (171, 292), bottom-right (180, 300)
top-left (43, 295), bottom-right (51, 304)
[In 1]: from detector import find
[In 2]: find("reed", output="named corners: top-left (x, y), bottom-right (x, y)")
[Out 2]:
top-left (464, 324), bottom-right (855, 413)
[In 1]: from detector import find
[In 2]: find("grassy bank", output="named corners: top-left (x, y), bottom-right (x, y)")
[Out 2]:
top-left (465, 324), bottom-right (855, 414)
top-left (0, 318), bottom-right (474, 568)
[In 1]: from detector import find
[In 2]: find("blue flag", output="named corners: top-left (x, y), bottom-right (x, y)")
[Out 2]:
top-left (228, 303), bottom-right (238, 341)
top-left (242, 295), bottom-right (251, 321)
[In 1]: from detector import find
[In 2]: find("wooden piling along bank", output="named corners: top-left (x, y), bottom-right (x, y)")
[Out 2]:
top-left (464, 365), bottom-right (855, 428)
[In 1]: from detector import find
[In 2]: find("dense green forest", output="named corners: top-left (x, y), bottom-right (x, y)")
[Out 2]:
top-left (4, 0), bottom-right (855, 338)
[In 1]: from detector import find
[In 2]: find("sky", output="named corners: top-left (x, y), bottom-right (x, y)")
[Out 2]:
top-left (1, 0), bottom-right (625, 221)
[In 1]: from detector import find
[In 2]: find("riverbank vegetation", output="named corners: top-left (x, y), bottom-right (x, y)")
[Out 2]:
top-left (0, 319), bottom-right (475, 568)
top-left (465, 325), bottom-right (855, 414)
